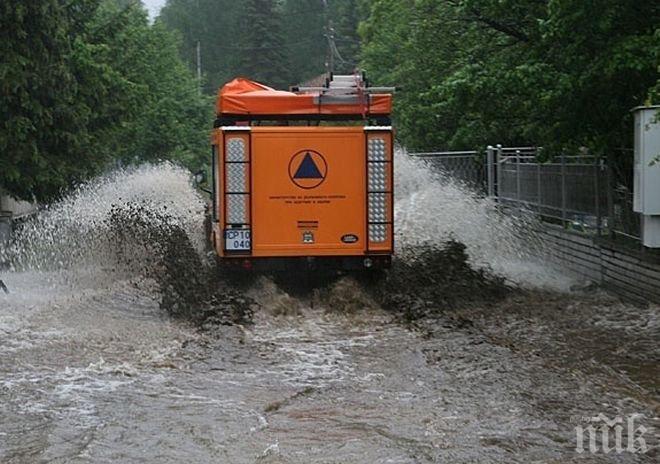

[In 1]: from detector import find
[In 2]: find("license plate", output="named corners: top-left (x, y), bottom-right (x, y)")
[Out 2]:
top-left (224, 229), bottom-right (251, 251)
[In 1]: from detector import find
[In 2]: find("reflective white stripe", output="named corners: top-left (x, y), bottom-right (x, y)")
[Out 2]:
top-left (367, 135), bottom-right (389, 243)
top-left (224, 135), bottom-right (249, 225)
top-left (226, 194), bottom-right (248, 224)
top-left (226, 138), bottom-right (246, 162)
top-left (364, 126), bottom-right (392, 131)
top-left (368, 193), bottom-right (387, 222)
top-left (369, 223), bottom-right (387, 242)
top-left (368, 163), bottom-right (387, 191)
top-left (221, 126), bottom-right (251, 131)
top-left (368, 138), bottom-right (387, 161)
top-left (226, 164), bottom-right (247, 193)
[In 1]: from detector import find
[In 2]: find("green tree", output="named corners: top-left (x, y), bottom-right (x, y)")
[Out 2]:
top-left (158, 0), bottom-right (242, 93)
top-left (282, 0), bottom-right (327, 82)
top-left (360, 0), bottom-right (660, 153)
top-left (1, 0), bottom-right (211, 202)
top-left (92, 0), bottom-right (212, 169)
top-left (0, 0), bottom-right (122, 201)
top-left (159, 0), bottom-right (368, 89)
top-left (535, 0), bottom-right (659, 152)
top-left (239, 0), bottom-right (290, 88)
top-left (328, 0), bottom-right (365, 73)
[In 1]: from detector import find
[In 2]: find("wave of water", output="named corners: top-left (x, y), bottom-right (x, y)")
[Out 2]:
top-left (393, 148), bottom-right (574, 290)
top-left (0, 162), bottom-right (206, 275)
top-left (0, 153), bottom-right (572, 292)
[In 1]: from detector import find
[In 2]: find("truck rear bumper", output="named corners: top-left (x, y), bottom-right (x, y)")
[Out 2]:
top-left (218, 255), bottom-right (391, 272)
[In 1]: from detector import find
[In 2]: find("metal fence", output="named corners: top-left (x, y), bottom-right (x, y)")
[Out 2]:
top-left (410, 145), bottom-right (642, 243)
top-left (411, 150), bottom-right (486, 192)
top-left (496, 148), bottom-right (608, 233)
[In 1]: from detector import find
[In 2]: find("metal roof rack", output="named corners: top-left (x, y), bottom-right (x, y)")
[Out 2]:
top-left (291, 72), bottom-right (397, 96)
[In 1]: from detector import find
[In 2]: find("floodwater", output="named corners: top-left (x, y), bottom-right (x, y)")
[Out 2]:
top-left (1, 158), bottom-right (658, 463)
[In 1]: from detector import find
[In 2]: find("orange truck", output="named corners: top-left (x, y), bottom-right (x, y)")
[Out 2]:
top-left (210, 73), bottom-right (395, 271)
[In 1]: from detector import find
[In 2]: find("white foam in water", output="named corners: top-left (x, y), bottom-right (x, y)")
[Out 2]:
top-left (0, 162), bottom-right (206, 274)
top-left (0, 155), bottom-right (571, 295)
top-left (0, 163), bottom-right (206, 351)
top-left (394, 148), bottom-right (575, 290)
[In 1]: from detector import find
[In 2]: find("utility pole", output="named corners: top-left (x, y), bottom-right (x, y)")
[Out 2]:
top-left (323, 0), bottom-right (334, 75)
top-left (196, 40), bottom-right (202, 93)
top-left (326, 24), bottom-right (335, 74)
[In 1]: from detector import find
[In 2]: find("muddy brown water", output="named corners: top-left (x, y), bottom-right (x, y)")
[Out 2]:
top-left (1, 271), bottom-right (657, 463)
top-left (1, 161), bottom-right (658, 463)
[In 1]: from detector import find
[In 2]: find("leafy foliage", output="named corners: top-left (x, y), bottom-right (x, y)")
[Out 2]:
top-left (327, 0), bottom-right (365, 74)
top-left (1, 0), bottom-right (109, 201)
top-left (1, 0), bottom-right (210, 202)
top-left (90, 1), bottom-right (211, 168)
top-left (239, 0), bottom-right (291, 89)
top-left (3, 0), bottom-right (657, 202)
top-left (157, 0), bottom-right (243, 93)
top-left (360, 0), bottom-right (660, 153)
top-left (282, 0), bottom-right (327, 83)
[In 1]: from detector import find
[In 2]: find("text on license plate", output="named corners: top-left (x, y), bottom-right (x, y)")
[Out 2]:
top-left (224, 229), bottom-right (251, 251)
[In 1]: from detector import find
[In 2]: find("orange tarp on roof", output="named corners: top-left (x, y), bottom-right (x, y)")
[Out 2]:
top-left (216, 77), bottom-right (391, 117)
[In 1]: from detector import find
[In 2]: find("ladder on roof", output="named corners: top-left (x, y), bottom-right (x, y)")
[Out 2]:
top-left (292, 72), bottom-right (397, 96)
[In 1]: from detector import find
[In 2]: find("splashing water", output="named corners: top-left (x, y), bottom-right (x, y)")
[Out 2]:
top-left (0, 161), bottom-right (257, 329)
top-left (3, 153), bottom-right (646, 464)
top-left (393, 148), bottom-right (574, 290)
top-left (0, 153), bottom-right (572, 293)
top-left (1, 162), bottom-right (207, 275)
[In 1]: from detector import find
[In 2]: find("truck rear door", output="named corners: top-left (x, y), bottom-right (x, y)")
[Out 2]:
top-left (251, 127), bottom-right (366, 256)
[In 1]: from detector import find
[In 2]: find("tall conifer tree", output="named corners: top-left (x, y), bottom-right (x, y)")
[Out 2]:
top-left (239, 0), bottom-right (290, 88)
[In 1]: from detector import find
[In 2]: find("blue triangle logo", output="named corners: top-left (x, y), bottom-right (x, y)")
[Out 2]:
top-left (293, 152), bottom-right (323, 179)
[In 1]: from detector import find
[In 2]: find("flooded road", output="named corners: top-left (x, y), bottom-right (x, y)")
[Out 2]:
top-left (2, 273), bottom-right (657, 463)
top-left (1, 159), bottom-right (658, 463)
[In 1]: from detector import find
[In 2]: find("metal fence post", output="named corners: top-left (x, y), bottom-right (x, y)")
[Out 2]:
top-left (606, 158), bottom-right (615, 239)
top-left (486, 145), bottom-right (495, 197)
top-left (594, 157), bottom-right (602, 236)
top-left (561, 153), bottom-right (567, 225)
top-left (537, 152), bottom-right (542, 214)
top-left (496, 144), bottom-right (503, 203)
top-left (516, 150), bottom-right (521, 203)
